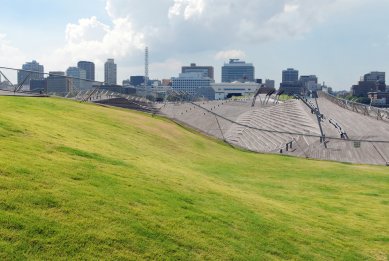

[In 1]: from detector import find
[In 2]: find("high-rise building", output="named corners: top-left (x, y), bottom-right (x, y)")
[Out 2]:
top-left (104, 59), bottom-right (117, 85)
top-left (300, 75), bottom-right (319, 91)
top-left (282, 68), bottom-right (299, 83)
top-left (280, 68), bottom-right (303, 95)
top-left (46, 71), bottom-right (71, 94)
top-left (221, 59), bottom-right (255, 83)
top-left (77, 61), bottom-right (95, 81)
top-left (351, 81), bottom-right (381, 97)
top-left (182, 63), bottom-right (214, 80)
top-left (172, 72), bottom-right (214, 96)
top-left (17, 60), bottom-right (44, 85)
top-left (364, 72), bottom-right (385, 83)
top-left (265, 79), bottom-right (275, 89)
top-left (352, 71), bottom-right (386, 97)
top-left (66, 67), bottom-right (87, 90)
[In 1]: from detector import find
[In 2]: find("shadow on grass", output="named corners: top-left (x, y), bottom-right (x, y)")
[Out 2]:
top-left (57, 146), bottom-right (127, 166)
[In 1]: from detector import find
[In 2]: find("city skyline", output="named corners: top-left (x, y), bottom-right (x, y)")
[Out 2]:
top-left (0, 0), bottom-right (389, 90)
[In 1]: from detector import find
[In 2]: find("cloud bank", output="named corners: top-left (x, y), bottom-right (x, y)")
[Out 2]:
top-left (3, 0), bottom-right (372, 82)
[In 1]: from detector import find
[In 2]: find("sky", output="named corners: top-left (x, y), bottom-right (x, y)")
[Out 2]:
top-left (0, 0), bottom-right (389, 90)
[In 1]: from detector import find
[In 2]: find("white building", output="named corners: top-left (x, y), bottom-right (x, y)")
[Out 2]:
top-left (172, 72), bottom-right (214, 97)
top-left (104, 59), bottom-right (117, 85)
top-left (212, 82), bottom-right (260, 100)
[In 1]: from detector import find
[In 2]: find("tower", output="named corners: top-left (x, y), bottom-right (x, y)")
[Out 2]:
top-left (144, 46), bottom-right (149, 88)
top-left (104, 59), bottom-right (117, 85)
top-left (77, 61), bottom-right (95, 81)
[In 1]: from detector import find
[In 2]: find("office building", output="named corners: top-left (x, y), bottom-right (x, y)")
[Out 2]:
top-left (46, 71), bottom-right (71, 94)
top-left (212, 82), bottom-right (260, 100)
top-left (17, 60), bottom-right (44, 85)
top-left (182, 63), bottom-right (214, 80)
top-left (352, 71), bottom-right (386, 97)
top-left (104, 59), bottom-right (117, 85)
top-left (352, 81), bottom-right (385, 97)
top-left (77, 61), bottom-right (95, 81)
top-left (279, 81), bottom-right (304, 95)
top-left (300, 75), bottom-right (319, 92)
top-left (300, 75), bottom-right (318, 85)
top-left (282, 68), bottom-right (299, 83)
top-left (222, 59), bottom-right (255, 83)
top-left (122, 79), bottom-right (131, 86)
top-left (172, 72), bottom-right (214, 96)
top-left (29, 79), bottom-right (46, 92)
top-left (66, 67), bottom-right (87, 90)
top-left (265, 79), bottom-right (275, 89)
top-left (364, 72), bottom-right (385, 83)
top-left (130, 76), bottom-right (146, 86)
top-left (279, 68), bottom-right (304, 95)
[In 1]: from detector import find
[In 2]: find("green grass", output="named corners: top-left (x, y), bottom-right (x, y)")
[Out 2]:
top-left (279, 94), bottom-right (294, 101)
top-left (0, 96), bottom-right (388, 260)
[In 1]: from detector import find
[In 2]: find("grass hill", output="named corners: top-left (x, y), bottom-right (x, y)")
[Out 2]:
top-left (0, 96), bottom-right (388, 260)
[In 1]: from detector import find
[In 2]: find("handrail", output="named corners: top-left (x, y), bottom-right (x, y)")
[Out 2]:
top-left (318, 91), bottom-right (389, 122)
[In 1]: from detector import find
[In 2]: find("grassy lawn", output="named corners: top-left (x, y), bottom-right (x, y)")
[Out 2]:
top-left (0, 96), bottom-right (388, 260)
top-left (278, 94), bottom-right (294, 101)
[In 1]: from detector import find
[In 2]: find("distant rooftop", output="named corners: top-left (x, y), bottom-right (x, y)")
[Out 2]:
top-left (224, 59), bottom-right (253, 66)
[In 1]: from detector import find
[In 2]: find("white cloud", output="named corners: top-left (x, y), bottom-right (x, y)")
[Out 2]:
top-left (0, 34), bottom-right (25, 69)
top-left (93, 0), bottom-right (364, 59)
top-left (65, 17), bottom-right (109, 44)
top-left (105, 0), bottom-right (338, 46)
top-left (63, 16), bottom-right (144, 58)
top-left (169, 0), bottom-right (205, 20)
top-left (36, 0), bottom-right (375, 83)
top-left (42, 15), bottom-right (145, 80)
top-left (284, 3), bottom-right (299, 13)
top-left (215, 50), bottom-right (246, 61)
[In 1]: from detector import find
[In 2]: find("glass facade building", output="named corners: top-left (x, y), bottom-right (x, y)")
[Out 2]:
top-left (182, 63), bottom-right (214, 80)
top-left (130, 76), bottom-right (146, 86)
top-left (221, 59), bottom-right (255, 83)
top-left (172, 72), bottom-right (213, 96)
top-left (280, 68), bottom-right (303, 95)
top-left (66, 67), bottom-right (87, 90)
top-left (17, 60), bottom-right (44, 85)
top-left (282, 68), bottom-right (299, 83)
top-left (364, 72), bottom-right (385, 83)
top-left (46, 72), bottom-right (70, 94)
top-left (77, 61), bottom-right (95, 81)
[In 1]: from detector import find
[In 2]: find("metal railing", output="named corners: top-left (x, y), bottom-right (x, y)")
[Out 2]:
top-left (319, 91), bottom-right (389, 122)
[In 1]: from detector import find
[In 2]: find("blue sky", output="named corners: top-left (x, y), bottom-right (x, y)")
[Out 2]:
top-left (0, 0), bottom-right (388, 90)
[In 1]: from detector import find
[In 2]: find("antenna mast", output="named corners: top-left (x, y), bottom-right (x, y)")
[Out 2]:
top-left (144, 46), bottom-right (149, 88)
